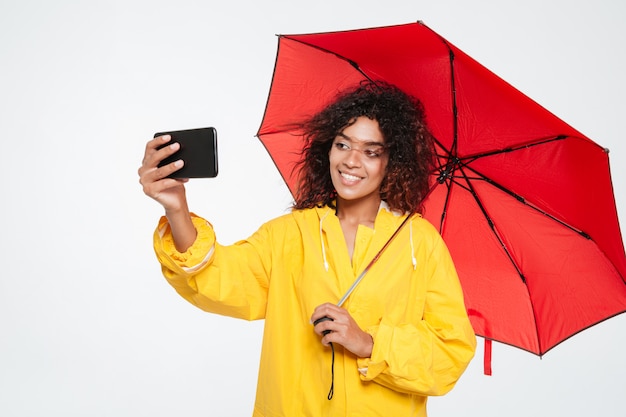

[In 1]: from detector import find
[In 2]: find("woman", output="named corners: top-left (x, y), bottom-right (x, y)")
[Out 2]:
top-left (139, 81), bottom-right (476, 416)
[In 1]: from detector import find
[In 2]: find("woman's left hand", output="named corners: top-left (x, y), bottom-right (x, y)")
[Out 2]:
top-left (311, 303), bottom-right (373, 358)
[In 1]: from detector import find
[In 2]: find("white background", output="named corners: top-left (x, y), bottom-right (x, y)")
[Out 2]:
top-left (1, 1), bottom-right (624, 416)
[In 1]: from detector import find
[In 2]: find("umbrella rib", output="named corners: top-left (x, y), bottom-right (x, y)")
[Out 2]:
top-left (461, 135), bottom-right (568, 163)
top-left (280, 36), bottom-right (376, 84)
top-left (449, 48), bottom-right (459, 156)
top-left (430, 136), bottom-right (460, 234)
top-left (462, 163), bottom-right (592, 240)
top-left (457, 165), bottom-right (527, 284)
top-left (432, 135), bottom-right (591, 239)
top-left (430, 175), bottom-right (455, 234)
top-left (423, 23), bottom-right (460, 155)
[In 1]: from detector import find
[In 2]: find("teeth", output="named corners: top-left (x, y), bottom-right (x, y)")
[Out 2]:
top-left (341, 172), bottom-right (362, 181)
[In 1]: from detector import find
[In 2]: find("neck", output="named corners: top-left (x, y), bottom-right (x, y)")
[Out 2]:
top-left (335, 197), bottom-right (381, 225)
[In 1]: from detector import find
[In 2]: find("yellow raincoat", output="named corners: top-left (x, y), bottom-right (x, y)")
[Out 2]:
top-left (154, 204), bottom-right (476, 417)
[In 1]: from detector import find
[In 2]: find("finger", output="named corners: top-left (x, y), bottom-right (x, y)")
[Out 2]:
top-left (156, 159), bottom-right (185, 179)
top-left (311, 302), bottom-right (339, 322)
top-left (321, 322), bottom-right (350, 346)
top-left (140, 159), bottom-right (185, 189)
top-left (313, 316), bottom-right (333, 330)
top-left (148, 134), bottom-right (172, 150)
top-left (139, 143), bottom-right (182, 179)
top-left (140, 172), bottom-right (185, 199)
top-left (141, 135), bottom-right (171, 166)
top-left (322, 331), bottom-right (340, 346)
top-left (141, 136), bottom-right (179, 170)
top-left (314, 319), bottom-right (335, 338)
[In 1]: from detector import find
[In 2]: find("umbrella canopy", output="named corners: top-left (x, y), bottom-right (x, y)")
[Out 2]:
top-left (256, 21), bottom-right (626, 357)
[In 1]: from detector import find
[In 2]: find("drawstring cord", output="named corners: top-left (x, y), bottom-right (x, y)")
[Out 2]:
top-left (320, 209), bottom-right (331, 271)
top-left (410, 218), bottom-right (417, 270)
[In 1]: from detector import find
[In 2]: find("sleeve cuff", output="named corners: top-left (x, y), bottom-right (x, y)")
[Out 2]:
top-left (157, 214), bottom-right (216, 272)
top-left (357, 325), bottom-right (387, 380)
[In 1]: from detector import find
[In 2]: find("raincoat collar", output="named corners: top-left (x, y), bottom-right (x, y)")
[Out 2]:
top-left (314, 201), bottom-right (415, 272)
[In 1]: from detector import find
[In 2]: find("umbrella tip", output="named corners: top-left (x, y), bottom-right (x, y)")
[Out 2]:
top-left (603, 147), bottom-right (610, 154)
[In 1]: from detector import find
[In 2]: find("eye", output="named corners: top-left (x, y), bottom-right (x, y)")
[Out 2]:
top-left (364, 147), bottom-right (385, 158)
top-left (334, 141), bottom-right (350, 150)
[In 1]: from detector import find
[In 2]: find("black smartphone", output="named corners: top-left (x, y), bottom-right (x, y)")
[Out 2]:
top-left (154, 127), bottom-right (218, 178)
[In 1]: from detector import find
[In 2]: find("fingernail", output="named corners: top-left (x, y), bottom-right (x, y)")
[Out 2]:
top-left (174, 160), bottom-right (183, 167)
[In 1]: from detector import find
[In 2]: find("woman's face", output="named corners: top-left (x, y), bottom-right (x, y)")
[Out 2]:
top-left (329, 116), bottom-right (389, 205)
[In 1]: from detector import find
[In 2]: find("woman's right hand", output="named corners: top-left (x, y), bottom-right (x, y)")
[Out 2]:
top-left (138, 134), bottom-right (188, 212)
top-left (139, 135), bottom-right (197, 252)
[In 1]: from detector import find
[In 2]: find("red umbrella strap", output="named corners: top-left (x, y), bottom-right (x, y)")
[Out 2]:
top-left (484, 339), bottom-right (492, 376)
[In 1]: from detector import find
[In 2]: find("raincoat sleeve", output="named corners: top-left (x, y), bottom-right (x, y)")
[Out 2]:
top-left (152, 214), bottom-right (272, 320)
top-left (356, 232), bottom-right (476, 396)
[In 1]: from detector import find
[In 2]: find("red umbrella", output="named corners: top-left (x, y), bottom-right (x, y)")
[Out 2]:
top-left (256, 21), bottom-right (626, 363)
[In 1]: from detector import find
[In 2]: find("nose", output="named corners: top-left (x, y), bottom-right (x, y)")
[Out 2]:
top-left (343, 148), bottom-right (362, 168)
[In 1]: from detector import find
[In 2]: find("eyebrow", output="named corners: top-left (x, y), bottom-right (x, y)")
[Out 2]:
top-left (337, 132), bottom-right (386, 147)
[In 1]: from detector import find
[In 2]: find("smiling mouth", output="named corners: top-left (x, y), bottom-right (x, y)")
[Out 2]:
top-left (340, 171), bottom-right (363, 182)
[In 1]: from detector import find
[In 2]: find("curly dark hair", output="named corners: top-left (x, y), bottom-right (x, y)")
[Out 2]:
top-left (293, 80), bottom-right (434, 214)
